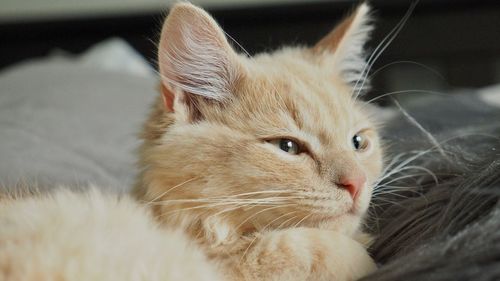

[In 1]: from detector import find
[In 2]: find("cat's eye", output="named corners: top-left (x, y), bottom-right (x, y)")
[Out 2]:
top-left (352, 133), bottom-right (369, 151)
top-left (269, 139), bottom-right (301, 155)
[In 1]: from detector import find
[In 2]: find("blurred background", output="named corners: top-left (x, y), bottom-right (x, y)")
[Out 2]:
top-left (1, 0), bottom-right (500, 102)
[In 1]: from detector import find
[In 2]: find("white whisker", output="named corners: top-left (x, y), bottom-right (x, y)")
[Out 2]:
top-left (392, 98), bottom-right (448, 158)
top-left (234, 204), bottom-right (296, 231)
top-left (278, 215), bottom-right (299, 229)
top-left (365, 89), bottom-right (447, 104)
top-left (368, 60), bottom-right (445, 81)
top-left (352, 1), bottom-right (418, 100)
top-left (144, 176), bottom-right (199, 205)
top-left (293, 213), bottom-right (313, 228)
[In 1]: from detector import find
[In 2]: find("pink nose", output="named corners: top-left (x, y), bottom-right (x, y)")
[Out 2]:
top-left (337, 174), bottom-right (366, 200)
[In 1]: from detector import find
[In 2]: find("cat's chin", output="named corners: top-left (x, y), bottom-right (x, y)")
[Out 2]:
top-left (305, 211), bottom-right (362, 233)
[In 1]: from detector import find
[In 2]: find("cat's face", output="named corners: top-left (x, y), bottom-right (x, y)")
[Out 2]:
top-left (137, 3), bottom-right (382, 236)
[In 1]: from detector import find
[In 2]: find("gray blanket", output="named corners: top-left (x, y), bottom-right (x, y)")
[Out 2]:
top-left (365, 92), bottom-right (500, 280)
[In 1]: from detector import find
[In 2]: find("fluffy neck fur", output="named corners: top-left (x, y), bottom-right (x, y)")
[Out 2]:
top-left (134, 2), bottom-right (382, 258)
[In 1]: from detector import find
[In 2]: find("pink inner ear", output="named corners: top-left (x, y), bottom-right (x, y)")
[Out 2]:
top-left (157, 3), bottom-right (243, 102)
top-left (161, 83), bottom-right (175, 112)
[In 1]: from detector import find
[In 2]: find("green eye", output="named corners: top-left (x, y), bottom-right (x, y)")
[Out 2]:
top-left (270, 139), bottom-right (301, 155)
top-left (352, 133), bottom-right (369, 151)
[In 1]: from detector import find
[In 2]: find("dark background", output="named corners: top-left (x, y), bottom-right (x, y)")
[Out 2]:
top-left (1, 0), bottom-right (500, 100)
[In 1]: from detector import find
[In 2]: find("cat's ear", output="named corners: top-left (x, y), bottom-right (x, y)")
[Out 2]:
top-left (313, 3), bottom-right (373, 88)
top-left (158, 3), bottom-right (243, 121)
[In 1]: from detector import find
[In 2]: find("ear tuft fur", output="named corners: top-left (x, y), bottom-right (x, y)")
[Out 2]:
top-left (158, 3), bottom-right (242, 102)
top-left (314, 3), bottom-right (373, 91)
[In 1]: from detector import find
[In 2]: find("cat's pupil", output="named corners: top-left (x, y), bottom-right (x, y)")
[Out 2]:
top-left (352, 135), bottom-right (363, 150)
top-left (279, 139), bottom-right (299, 154)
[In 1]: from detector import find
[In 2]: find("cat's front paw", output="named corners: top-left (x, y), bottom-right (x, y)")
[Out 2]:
top-left (238, 228), bottom-right (376, 281)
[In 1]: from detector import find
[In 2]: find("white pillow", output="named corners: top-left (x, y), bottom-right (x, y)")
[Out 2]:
top-left (0, 39), bottom-right (157, 192)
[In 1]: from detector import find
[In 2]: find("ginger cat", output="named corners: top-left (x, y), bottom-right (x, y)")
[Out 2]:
top-left (134, 2), bottom-right (382, 281)
top-left (0, 2), bottom-right (382, 281)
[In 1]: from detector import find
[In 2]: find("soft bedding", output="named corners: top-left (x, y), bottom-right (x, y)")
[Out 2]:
top-left (0, 39), bottom-right (157, 191)
top-left (0, 39), bottom-right (499, 280)
top-left (366, 86), bottom-right (500, 281)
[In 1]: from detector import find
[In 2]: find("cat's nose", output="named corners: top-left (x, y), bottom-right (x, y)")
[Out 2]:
top-left (337, 174), bottom-right (366, 200)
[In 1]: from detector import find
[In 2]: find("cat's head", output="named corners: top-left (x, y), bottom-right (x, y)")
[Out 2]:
top-left (136, 2), bottom-right (382, 239)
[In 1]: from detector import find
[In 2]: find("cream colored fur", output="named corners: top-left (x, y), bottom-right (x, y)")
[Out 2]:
top-left (0, 188), bottom-right (221, 281)
top-left (1, 3), bottom-right (382, 281)
top-left (135, 2), bottom-right (382, 281)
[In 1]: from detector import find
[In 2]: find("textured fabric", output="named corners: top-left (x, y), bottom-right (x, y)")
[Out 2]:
top-left (365, 90), bottom-right (500, 280)
top-left (0, 39), bottom-right (157, 191)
